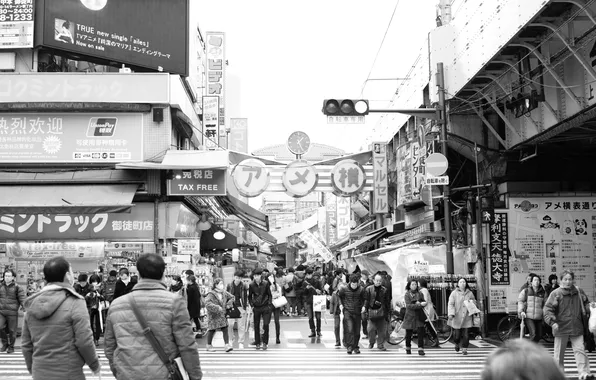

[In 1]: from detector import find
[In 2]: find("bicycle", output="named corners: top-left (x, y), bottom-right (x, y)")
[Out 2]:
top-left (387, 307), bottom-right (453, 346)
top-left (496, 313), bottom-right (554, 343)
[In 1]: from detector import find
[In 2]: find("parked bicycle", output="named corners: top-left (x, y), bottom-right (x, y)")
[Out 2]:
top-left (496, 312), bottom-right (554, 343)
top-left (387, 306), bottom-right (452, 346)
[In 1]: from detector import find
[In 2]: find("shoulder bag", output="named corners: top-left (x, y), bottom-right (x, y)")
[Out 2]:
top-left (129, 296), bottom-right (189, 380)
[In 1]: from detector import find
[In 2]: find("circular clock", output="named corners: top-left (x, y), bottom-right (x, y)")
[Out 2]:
top-left (287, 131), bottom-right (311, 156)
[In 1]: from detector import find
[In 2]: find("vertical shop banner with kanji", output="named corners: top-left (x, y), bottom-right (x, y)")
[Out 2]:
top-left (396, 143), bottom-right (411, 206)
top-left (205, 31), bottom-right (225, 129)
top-left (299, 229), bottom-right (333, 263)
top-left (202, 96), bottom-right (219, 149)
top-left (325, 193), bottom-right (337, 245)
top-left (489, 213), bottom-right (509, 285)
top-left (336, 197), bottom-right (351, 240)
top-left (372, 142), bottom-right (388, 214)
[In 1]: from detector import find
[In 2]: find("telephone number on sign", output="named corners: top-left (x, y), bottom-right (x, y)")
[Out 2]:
top-left (0, 14), bottom-right (33, 22)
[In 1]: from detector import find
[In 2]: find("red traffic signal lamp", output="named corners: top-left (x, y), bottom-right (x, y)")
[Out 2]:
top-left (322, 99), bottom-right (369, 116)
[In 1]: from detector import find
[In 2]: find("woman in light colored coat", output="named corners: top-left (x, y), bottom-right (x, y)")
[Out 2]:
top-left (517, 274), bottom-right (546, 342)
top-left (419, 278), bottom-right (439, 347)
top-left (448, 277), bottom-right (477, 355)
top-left (205, 278), bottom-right (234, 352)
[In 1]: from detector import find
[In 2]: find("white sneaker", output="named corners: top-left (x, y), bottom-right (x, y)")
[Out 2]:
top-left (238, 343), bottom-right (244, 350)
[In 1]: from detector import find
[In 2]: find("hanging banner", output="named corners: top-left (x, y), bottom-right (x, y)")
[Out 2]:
top-left (372, 142), bottom-right (389, 213)
top-left (7, 240), bottom-right (105, 260)
top-left (325, 193), bottom-right (337, 245)
top-left (489, 213), bottom-right (509, 285)
top-left (299, 229), bottom-right (333, 263)
top-left (202, 96), bottom-right (219, 149)
top-left (205, 31), bottom-right (225, 128)
top-left (336, 197), bottom-right (351, 240)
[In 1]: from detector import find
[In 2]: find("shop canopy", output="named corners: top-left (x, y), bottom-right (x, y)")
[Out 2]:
top-left (340, 221), bottom-right (406, 253)
top-left (0, 184), bottom-right (138, 214)
top-left (200, 224), bottom-right (239, 251)
top-left (115, 150), bottom-right (229, 170)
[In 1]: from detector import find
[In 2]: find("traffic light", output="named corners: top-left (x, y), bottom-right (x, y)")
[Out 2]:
top-left (322, 99), bottom-right (369, 116)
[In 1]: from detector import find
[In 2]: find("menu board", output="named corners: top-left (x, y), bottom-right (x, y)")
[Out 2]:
top-left (488, 197), bottom-right (596, 313)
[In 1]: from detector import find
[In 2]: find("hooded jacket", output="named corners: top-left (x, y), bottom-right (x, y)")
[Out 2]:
top-left (518, 285), bottom-right (546, 320)
top-left (0, 280), bottom-right (26, 316)
top-left (447, 288), bottom-right (476, 329)
top-left (543, 285), bottom-right (589, 337)
top-left (104, 279), bottom-right (202, 380)
top-left (21, 282), bottom-right (100, 380)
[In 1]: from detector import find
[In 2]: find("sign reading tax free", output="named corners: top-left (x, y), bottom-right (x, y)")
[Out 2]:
top-left (167, 169), bottom-right (226, 196)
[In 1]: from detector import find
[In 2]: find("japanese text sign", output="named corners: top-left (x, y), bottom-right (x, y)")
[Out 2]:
top-left (372, 142), bottom-right (389, 213)
top-left (206, 31), bottom-right (225, 127)
top-left (6, 240), bottom-right (105, 260)
top-left (203, 96), bottom-right (219, 149)
top-left (232, 158), bottom-right (270, 197)
top-left (0, 0), bottom-right (34, 49)
top-left (330, 159), bottom-right (366, 197)
top-left (0, 203), bottom-right (154, 240)
top-left (0, 113), bottom-right (143, 163)
top-left (336, 197), bottom-right (351, 240)
top-left (228, 118), bottom-right (247, 153)
top-left (167, 169), bottom-right (226, 196)
top-left (489, 213), bottom-right (509, 285)
top-left (39, 0), bottom-right (189, 76)
top-left (325, 193), bottom-right (337, 245)
top-left (299, 229), bottom-right (333, 263)
top-left (282, 160), bottom-right (318, 198)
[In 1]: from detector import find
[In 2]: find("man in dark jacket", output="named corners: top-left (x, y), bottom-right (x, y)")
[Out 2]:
top-left (302, 268), bottom-right (324, 337)
top-left (364, 274), bottom-right (392, 351)
top-left (227, 270), bottom-right (249, 349)
top-left (112, 267), bottom-right (135, 301)
top-left (359, 270), bottom-right (374, 339)
top-left (339, 274), bottom-right (366, 354)
top-left (21, 256), bottom-right (100, 379)
top-left (248, 268), bottom-right (272, 350)
top-left (0, 269), bottom-right (26, 353)
top-left (105, 254), bottom-right (202, 380)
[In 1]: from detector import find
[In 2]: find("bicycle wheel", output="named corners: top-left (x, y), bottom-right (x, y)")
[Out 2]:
top-left (497, 315), bottom-right (520, 341)
top-left (387, 317), bottom-right (406, 345)
top-left (433, 317), bottom-right (453, 344)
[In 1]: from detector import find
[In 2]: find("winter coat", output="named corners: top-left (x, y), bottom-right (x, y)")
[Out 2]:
top-left (21, 282), bottom-right (100, 380)
top-left (204, 289), bottom-right (234, 330)
top-left (338, 284), bottom-right (365, 314)
top-left (402, 290), bottom-right (426, 330)
top-left (84, 284), bottom-right (104, 310)
top-left (73, 282), bottom-right (92, 299)
top-left (103, 276), bottom-right (118, 303)
top-left (271, 282), bottom-right (283, 307)
top-left (419, 287), bottom-right (437, 321)
top-left (543, 285), bottom-right (590, 337)
top-left (329, 290), bottom-right (341, 315)
top-left (186, 282), bottom-right (202, 319)
top-left (517, 285), bottom-right (546, 320)
top-left (227, 281), bottom-right (249, 310)
top-left (248, 280), bottom-right (272, 309)
top-left (302, 276), bottom-right (323, 304)
top-left (363, 285), bottom-right (391, 320)
top-left (447, 288), bottom-right (476, 329)
top-left (0, 281), bottom-right (26, 316)
top-left (112, 279), bottom-right (135, 301)
top-left (283, 273), bottom-right (296, 297)
top-left (294, 271), bottom-right (306, 296)
top-left (104, 279), bottom-right (202, 380)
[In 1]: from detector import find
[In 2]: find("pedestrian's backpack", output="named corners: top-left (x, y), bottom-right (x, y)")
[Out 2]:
top-left (104, 280), bottom-right (117, 303)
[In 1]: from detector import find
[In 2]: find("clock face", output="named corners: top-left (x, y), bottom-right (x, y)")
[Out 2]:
top-left (287, 131), bottom-right (311, 155)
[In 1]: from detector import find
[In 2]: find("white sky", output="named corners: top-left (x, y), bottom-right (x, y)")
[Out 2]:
top-left (197, 0), bottom-right (438, 154)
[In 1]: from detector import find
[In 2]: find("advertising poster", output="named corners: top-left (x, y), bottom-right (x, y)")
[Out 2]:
top-left (39, 0), bottom-right (189, 75)
top-left (7, 241), bottom-right (105, 260)
top-left (336, 197), bottom-right (350, 240)
top-left (202, 96), bottom-right (219, 149)
top-left (488, 197), bottom-right (596, 313)
top-left (0, 0), bottom-right (34, 49)
top-left (205, 32), bottom-right (225, 127)
top-left (396, 143), bottom-right (411, 206)
top-left (325, 193), bottom-right (337, 245)
top-left (372, 142), bottom-right (389, 213)
top-left (0, 113), bottom-right (143, 163)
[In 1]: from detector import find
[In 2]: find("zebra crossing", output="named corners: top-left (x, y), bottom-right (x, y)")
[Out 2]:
top-left (0, 345), bottom-right (594, 379)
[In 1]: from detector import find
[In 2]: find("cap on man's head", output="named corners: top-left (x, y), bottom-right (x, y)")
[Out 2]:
top-left (361, 270), bottom-right (370, 276)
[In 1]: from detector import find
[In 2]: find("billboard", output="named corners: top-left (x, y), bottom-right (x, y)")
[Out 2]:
top-left (36, 0), bottom-right (189, 76)
top-left (205, 32), bottom-right (225, 129)
top-left (0, 113), bottom-right (143, 163)
top-left (0, 0), bottom-right (34, 49)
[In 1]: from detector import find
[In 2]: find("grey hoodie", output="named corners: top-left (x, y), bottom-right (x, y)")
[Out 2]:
top-left (22, 282), bottom-right (100, 380)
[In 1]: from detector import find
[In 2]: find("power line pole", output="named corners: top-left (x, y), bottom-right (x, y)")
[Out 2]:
top-left (437, 62), bottom-right (453, 274)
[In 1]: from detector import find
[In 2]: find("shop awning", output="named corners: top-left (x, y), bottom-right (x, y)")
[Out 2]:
top-left (115, 150), bottom-right (229, 170)
top-left (329, 219), bottom-right (376, 251)
top-left (200, 226), bottom-right (239, 251)
top-left (214, 194), bottom-right (269, 231)
top-left (340, 228), bottom-right (387, 253)
top-left (243, 222), bottom-right (278, 245)
top-left (0, 184), bottom-right (138, 214)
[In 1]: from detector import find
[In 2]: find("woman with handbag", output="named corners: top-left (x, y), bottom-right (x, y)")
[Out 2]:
top-left (270, 275), bottom-right (286, 344)
top-left (403, 279), bottom-right (427, 355)
top-left (544, 270), bottom-right (594, 380)
top-left (205, 278), bottom-right (234, 352)
top-left (448, 277), bottom-right (477, 356)
top-left (419, 278), bottom-right (440, 347)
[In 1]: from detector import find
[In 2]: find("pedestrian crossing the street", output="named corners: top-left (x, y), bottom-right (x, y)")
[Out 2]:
top-left (1, 345), bottom-right (594, 379)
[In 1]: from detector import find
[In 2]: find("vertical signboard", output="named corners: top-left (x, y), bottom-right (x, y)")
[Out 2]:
top-left (205, 31), bottom-right (225, 131)
top-left (336, 197), bottom-right (351, 240)
top-left (325, 193), bottom-right (337, 245)
top-left (0, 0), bottom-right (34, 49)
top-left (396, 143), bottom-right (411, 206)
top-left (489, 213), bottom-right (509, 285)
top-left (317, 206), bottom-right (327, 245)
top-left (372, 142), bottom-right (389, 213)
top-left (202, 96), bottom-right (219, 149)
top-left (229, 118), bottom-right (248, 153)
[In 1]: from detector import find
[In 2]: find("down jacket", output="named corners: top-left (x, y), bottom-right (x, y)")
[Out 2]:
top-left (402, 290), bottom-right (426, 330)
top-left (338, 283), bottom-right (365, 314)
top-left (543, 285), bottom-right (590, 337)
top-left (447, 288), bottom-right (477, 329)
top-left (364, 285), bottom-right (391, 319)
top-left (0, 281), bottom-right (26, 316)
top-left (204, 289), bottom-right (234, 331)
top-left (517, 285), bottom-right (546, 320)
top-left (104, 279), bottom-right (202, 380)
top-left (21, 282), bottom-right (100, 380)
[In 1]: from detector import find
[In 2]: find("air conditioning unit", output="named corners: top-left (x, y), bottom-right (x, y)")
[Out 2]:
top-left (0, 52), bottom-right (16, 72)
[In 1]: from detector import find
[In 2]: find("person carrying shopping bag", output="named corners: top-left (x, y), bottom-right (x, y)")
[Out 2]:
top-left (448, 277), bottom-right (478, 356)
top-left (205, 278), bottom-right (234, 353)
top-left (270, 274), bottom-right (285, 344)
top-left (403, 279), bottom-right (427, 356)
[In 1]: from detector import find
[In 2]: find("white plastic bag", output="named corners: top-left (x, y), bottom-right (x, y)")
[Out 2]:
top-left (589, 302), bottom-right (596, 334)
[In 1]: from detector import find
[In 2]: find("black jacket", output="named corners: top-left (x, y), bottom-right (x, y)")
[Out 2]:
top-left (364, 285), bottom-right (391, 316)
top-left (302, 276), bottom-right (323, 304)
top-left (113, 279), bottom-right (135, 301)
top-left (248, 280), bottom-right (272, 308)
top-left (186, 282), bottom-right (201, 318)
top-left (338, 284), bottom-right (365, 314)
top-left (227, 281), bottom-right (248, 310)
